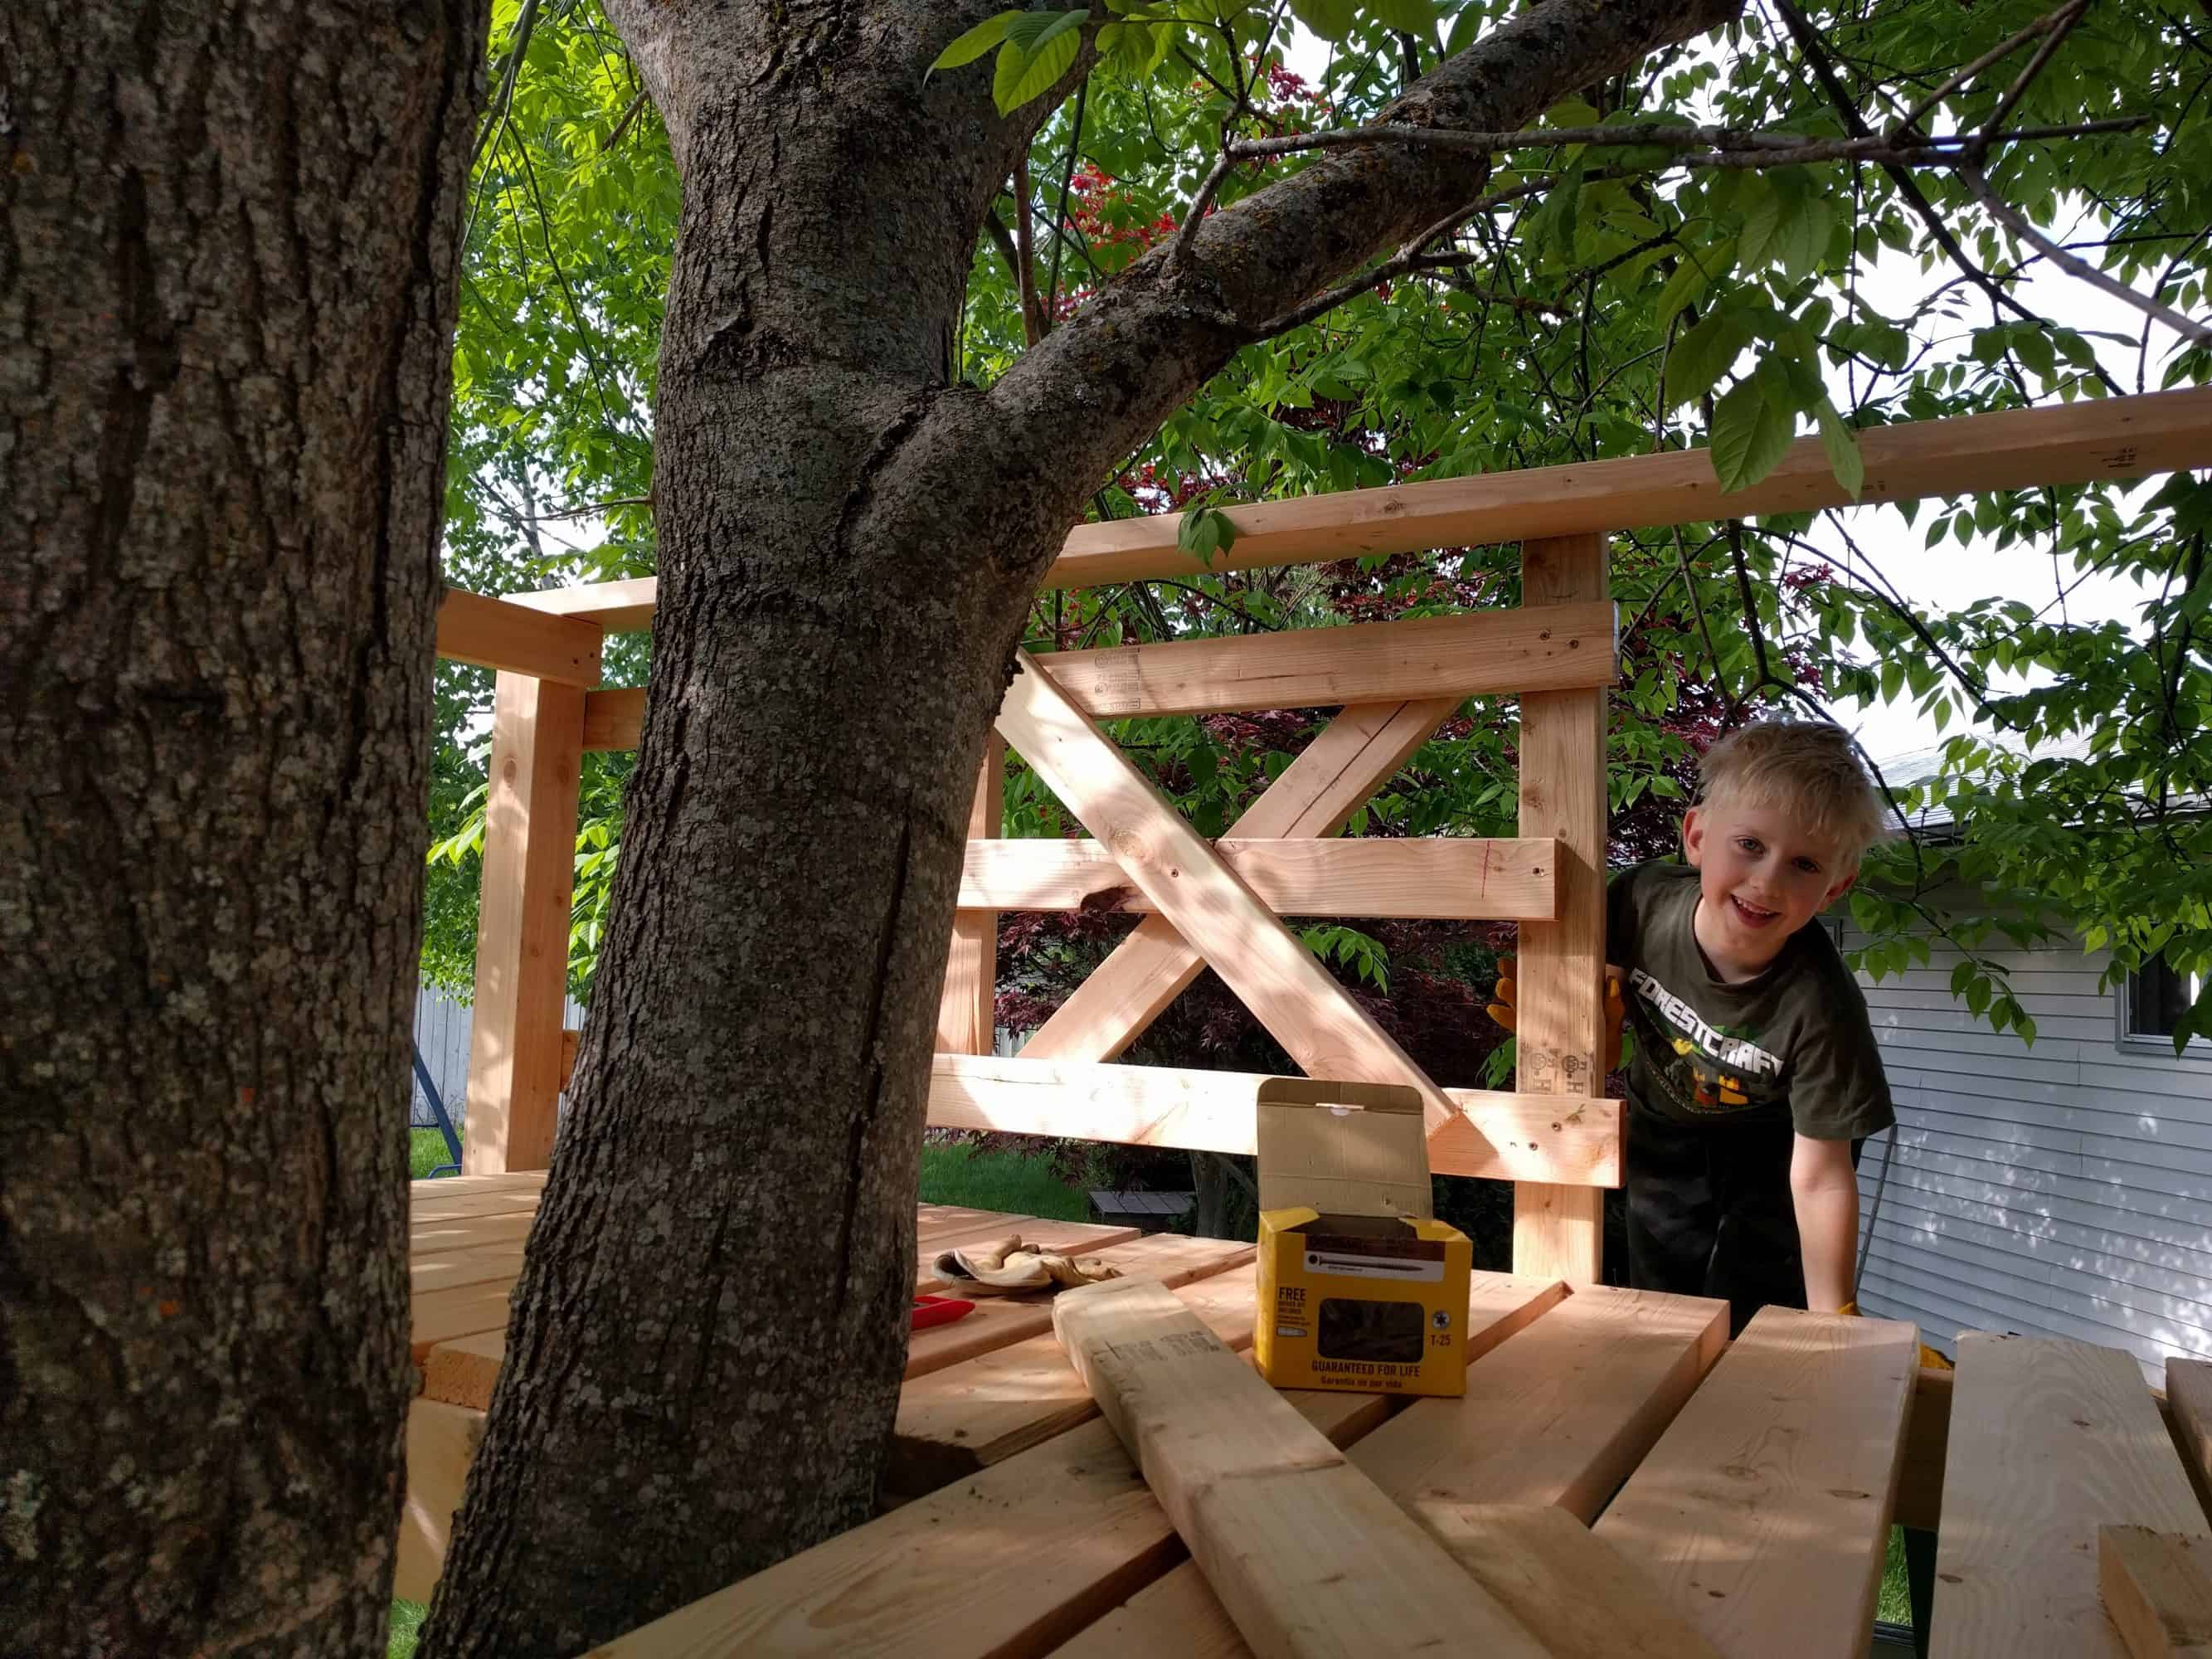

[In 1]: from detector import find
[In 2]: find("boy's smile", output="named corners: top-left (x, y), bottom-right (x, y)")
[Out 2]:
top-left (1682, 800), bottom-right (1858, 982)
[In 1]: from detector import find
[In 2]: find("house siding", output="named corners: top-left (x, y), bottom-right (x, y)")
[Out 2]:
top-left (1838, 912), bottom-right (2212, 1384)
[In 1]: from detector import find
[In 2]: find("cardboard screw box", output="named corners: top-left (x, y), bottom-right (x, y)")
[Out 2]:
top-left (1252, 1077), bottom-right (1473, 1399)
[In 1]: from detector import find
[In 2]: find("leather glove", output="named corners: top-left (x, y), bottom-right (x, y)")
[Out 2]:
top-left (932, 1233), bottom-right (1122, 1297)
top-left (1836, 1301), bottom-right (1954, 1370)
top-left (1486, 956), bottom-right (1627, 1074)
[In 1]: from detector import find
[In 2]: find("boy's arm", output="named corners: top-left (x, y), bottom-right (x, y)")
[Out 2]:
top-left (1790, 1133), bottom-right (1860, 1313)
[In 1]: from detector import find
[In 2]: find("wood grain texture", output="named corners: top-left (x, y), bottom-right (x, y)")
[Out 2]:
top-left (937, 737), bottom-right (1003, 1054)
top-left (410, 1243), bottom-right (528, 1295)
top-left (396, 1399), bottom-right (485, 1603)
top-left (927, 1053), bottom-right (1621, 1187)
top-left (1411, 1502), bottom-right (1725, 1659)
top-left (997, 649), bottom-right (1460, 1133)
top-left (2101, 1526), bottom-right (2212, 1658)
top-left (1023, 698), bottom-right (1456, 1063)
top-left (435, 586), bottom-right (604, 685)
top-left (421, 1330), bottom-right (506, 1411)
top-left (1512, 535), bottom-right (1612, 1282)
top-left (2168, 1360), bottom-right (2212, 1529)
top-left (1932, 1334), bottom-right (2210, 1658)
top-left (958, 835), bottom-right (1558, 919)
top-left (1051, 1277), bottom-right (1547, 1659)
top-left (406, 1212), bottom-right (537, 1254)
top-left (1594, 1306), bottom-right (1916, 1659)
top-left (461, 670), bottom-right (586, 1173)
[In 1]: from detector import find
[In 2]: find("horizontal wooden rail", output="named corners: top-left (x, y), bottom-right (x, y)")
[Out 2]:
top-left (929, 1053), bottom-right (1622, 1188)
top-left (960, 836), bottom-right (1557, 920)
top-left (508, 387), bottom-right (2212, 624)
top-left (580, 604), bottom-right (1614, 751)
top-left (435, 587), bottom-right (603, 686)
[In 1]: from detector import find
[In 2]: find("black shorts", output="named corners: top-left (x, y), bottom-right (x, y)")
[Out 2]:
top-left (1624, 1102), bottom-right (1858, 1335)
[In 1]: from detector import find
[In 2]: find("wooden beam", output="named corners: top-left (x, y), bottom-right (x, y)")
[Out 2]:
top-left (462, 671), bottom-right (586, 1173)
top-left (1932, 1334), bottom-right (2210, 1658)
top-left (928, 1053), bottom-right (1621, 1187)
top-left (2170, 1360), bottom-right (2212, 1527)
top-left (580, 610), bottom-right (1610, 752)
top-left (1411, 1503), bottom-right (1725, 1659)
top-left (959, 835), bottom-right (1558, 920)
top-left (1595, 1306), bottom-right (1916, 1659)
top-left (1895, 1362), bottom-right (1953, 1533)
top-left (396, 1399), bottom-right (486, 1603)
top-left (2101, 1526), bottom-right (2212, 1659)
top-left (936, 737), bottom-right (1003, 1054)
top-left (507, 574), bottom-right (659, 633)
top-left (1051, 1277), bottom-right (1548, 1659)
top-left (435, 586), bottom-right (604, 685)
top-left (1512, 534), bottom-right (1609, 1283)
top-left (1022, 698), bottom-right (1458, 1063)
top-left (995, 649), bottom-right (1463, 1135)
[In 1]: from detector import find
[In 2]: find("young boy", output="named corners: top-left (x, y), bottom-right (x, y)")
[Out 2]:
top-left (1497, 718), bottom-right (1894, 1334)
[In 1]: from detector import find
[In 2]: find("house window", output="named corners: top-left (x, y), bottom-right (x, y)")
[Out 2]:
top-left (2122, 954), bottom-right (2207, 1049)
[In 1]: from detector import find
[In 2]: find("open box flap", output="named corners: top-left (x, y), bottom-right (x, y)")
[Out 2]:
top-left (1254, 1077), bottom-right (1432, 1222)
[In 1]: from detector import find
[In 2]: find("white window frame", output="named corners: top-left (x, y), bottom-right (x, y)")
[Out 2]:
top-left (2117, 955), bottom-right (2211, 1054)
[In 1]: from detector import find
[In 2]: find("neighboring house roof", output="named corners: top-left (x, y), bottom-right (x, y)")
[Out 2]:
top-left (1866, 734), bottom-right (2205, 842)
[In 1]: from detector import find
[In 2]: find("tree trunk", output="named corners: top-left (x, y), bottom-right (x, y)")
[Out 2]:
top-left (0, 3), bottom-right (484, 1653)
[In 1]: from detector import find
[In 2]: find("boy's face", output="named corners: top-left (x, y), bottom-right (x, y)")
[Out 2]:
top-left (1682, 795), bottom-right (1859, 975)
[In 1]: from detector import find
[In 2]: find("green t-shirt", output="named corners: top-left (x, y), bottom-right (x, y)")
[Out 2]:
top-left (1607, 861), bottom-right (1896, 1141)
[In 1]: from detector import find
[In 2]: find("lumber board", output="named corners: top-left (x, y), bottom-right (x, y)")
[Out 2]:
top-left (928, 1053), bottom-right (1621, 1187)
top-left (1932, 1333), bottom-right (2210, 1658)
top-left (435, 586), bottom-right (604, 685)
top-left (395, 1399), bottom-right (486, 1603)
top-left (407, 1189), bottom-right (547, 1224)
top-left (916, 1202), bottom-right (1033, 1243)
top-left (2170, 1360), bottom-right (2212, 1528)
top-left (997, 649), bottom-right (1461, 1133)
top-left (1023, 698), bottom-right (1457, 1063)
top-left (2102, 1526), bottom-right (2212, 1659)
top-left (421, 1330), bottom-right (507, 1412)
top-left (1512, 534), bottom-right (1609, 1282)
top-left (408, 1172), bottom-right (548, 1198)
top-left (1050, 1276), bottom-right (1548, 1659)
top-left (581, 685), bottom-right (644, 751)
top-left (1594, 1306), bottom-right (1916, 1659)
top-left (594, 1384), bottom-right (1402, 1656)
top-left (410, 1279), bottom-right (520, 1363)
top-left (1033, 603), bottom-right (1615, 718)
top-left (407, 1212), bottom-right (537, 1253)
top-left (1411, 1502), bottom-right (1725, 1659)
top-left (1895, 1363), bottom-right (1953, 1534)
top-left (410, 1243), bottom-right (528, 1295)
top-left (520, 390), bottom-right (2212, 620)
top-left (959, 835), bottom-right (1558, 920)
top-left (463, 669), bottom-right (586, 1172)
top-left (938, 738), bottom-right (1003, 1053)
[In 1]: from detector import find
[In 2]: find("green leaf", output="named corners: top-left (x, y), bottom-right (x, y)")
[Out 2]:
top-left (1815, 396), bottom-right (1864, 500)
top-left (1002, 7), bottom-right (1082, 51)
top-left (1289, 0), bottom-right (1359, 40)
top-left (1371, 0), bottom-right (1437, 32)
top-left (1665, 306), bottom-right (1757, 409)
top-left (1442, 3), bottom-right (1483, 55)
top-left (1709, 372), bottom-right (1794, 494)
top-left (928, 9), bottom-right (1019, 75)
top-left (993, 18), bottom-right (1084, 114)
top-left (1655, 239), bottom-right (1733, 328)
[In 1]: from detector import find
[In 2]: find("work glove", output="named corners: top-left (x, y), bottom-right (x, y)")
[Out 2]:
top-left (931, 1233), bottom-right (1123, 1297)
top-left (1836, 1301), bottom-right (1954, 1370)
top-left (1486, 956), bottom-right (1627, 1075)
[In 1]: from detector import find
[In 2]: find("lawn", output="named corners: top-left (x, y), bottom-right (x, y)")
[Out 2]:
top-left (410, 1126), bottom-right (460, 1180)
top-left (918, 1141), bottom-right (1092, 1220)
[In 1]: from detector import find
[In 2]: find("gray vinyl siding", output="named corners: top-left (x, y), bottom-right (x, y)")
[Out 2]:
top-left (1838, 905), bottom-right (2212, 1384)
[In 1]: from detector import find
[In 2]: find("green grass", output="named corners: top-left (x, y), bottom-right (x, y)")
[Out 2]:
top-left (918, 1141), bottom-right (1091, 1220)
top-left (388, 1599), bottom-right (426, 1658)
top-left (1878, 1525), bottom-right (1913, 1626)
top-left (410, 1126), bottom-right (460, 1180)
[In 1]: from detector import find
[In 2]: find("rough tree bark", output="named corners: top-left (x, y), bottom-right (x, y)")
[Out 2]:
top-left (425, 2), bottom-right (1739, 1652)
top-left (1, 3), bottom-right (485, 1654)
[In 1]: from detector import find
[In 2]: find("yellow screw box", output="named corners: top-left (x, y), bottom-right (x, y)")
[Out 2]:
top-left (1252, 1077), bottom-right (1472, 1399)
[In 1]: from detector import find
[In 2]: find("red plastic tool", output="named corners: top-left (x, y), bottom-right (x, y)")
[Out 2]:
top-left (911, 1294), bottom-right (975, 1331)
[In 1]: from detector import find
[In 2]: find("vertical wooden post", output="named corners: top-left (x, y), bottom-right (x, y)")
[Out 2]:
top-left (936, 736), bottom-right (1004, 1055)
top-left (1513, 534), bottom-right (1612, 1283)
top-left (464, 670), bottom-right (587, 1173)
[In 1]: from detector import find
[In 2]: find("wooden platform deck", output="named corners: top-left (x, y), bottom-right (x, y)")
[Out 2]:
top-left (399, 1176), bottom-right (2212, 1656)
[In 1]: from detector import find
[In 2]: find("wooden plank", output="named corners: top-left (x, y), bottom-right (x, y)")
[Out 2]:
top-left (916, 1202), bottom-right (1033, 1243)
top-left (1033, 604), bottom-right (1615, 718)
top-left (1051, 1276), bottom-right (1548, 1659)
top-left (581, 685), bottom-right (644, 751)
top-left (407, 1189), bottom-right (546, 1224)
top-left (1411, 1502), bottom-right (1725, 1659)
top-left (996, 649), bottom-right (1462, 1134)
top-left (2171, 1360), bottom-right (2212, 1527)
top-left (959, 835), bottom-right (1558, 920)
top-left (1512, 533), bottom-right (1610, 1283)
top-left (411, 1243), bottom-right (527, 1295)
top-left (408, 1212), bottom-right (537, 1253)
top-left (1594, 1306), bottom-right (1917, 1659)
top-left (938, 737), bottom-right (1004, 1054)
top-left (2102, 1526), bottom-right (2212, 1659)
top-left (1024, 698), bottom-right (1457, 1063)
top-left (421, 1330), bottom-right (507, 1411)
top-left (521, 390), bottom-right (2212, 620)
top-left (411, 1280), bottom-right (520, 1363)
top-left (1895, 1364), bottom-right (1953, 1533)
top-left (435, 586), bottom-right (604, 685)
top-left (395, 1399), bottom-right (486, 1603)
top-left (929, 1053), bottom-right (1622, 1187)
top-left (407, 1172), bottom-right (548, 1199)
top-left (1932, 1333), bottom-right (2210, 1658)
top-left (462, 669), bottom-right (586, 1173)
top-left (594, 1384), bottom-right (1404, 1657)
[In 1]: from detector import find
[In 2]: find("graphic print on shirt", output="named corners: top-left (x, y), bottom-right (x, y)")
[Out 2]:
top-left (1629, 967), bottom-right (1788, 1117)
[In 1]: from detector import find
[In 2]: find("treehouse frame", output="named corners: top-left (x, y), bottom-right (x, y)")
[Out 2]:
top-left (431, 383), bottom-right (2212, 1285)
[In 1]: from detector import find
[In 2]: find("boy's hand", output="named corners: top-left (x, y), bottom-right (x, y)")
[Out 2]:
top-left (1487, 957), bottom-right (1627, 1073)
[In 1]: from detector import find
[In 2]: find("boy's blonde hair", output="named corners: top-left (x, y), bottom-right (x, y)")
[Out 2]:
top-left (1695, 718), bottom-right (1889, 864)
